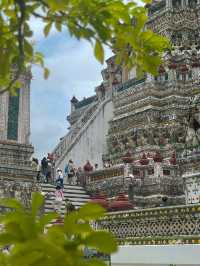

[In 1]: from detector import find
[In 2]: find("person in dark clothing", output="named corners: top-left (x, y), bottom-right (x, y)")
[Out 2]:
top-left (41, 157), bottom-right (48, 176)
top-left (56, 169), bottom-right (64, 188)
top-left (65, 160), bottom-right (75, 185)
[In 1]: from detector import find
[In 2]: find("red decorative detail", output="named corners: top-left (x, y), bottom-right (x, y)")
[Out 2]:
top-left (158, 65), bottom-right (165, 74)
top-left (153, 151), bottom-right (163, 163)
top-left (169, 152), bottom-right (177, 165)
top-left (180, 64), bottom-right (188, 72)
top-left (139, 153), bottom-right (149, 165)
top-left (168, 62), bottom-right (177, 69)
top-left (122, 151), bottom-right (133, 164)
top-left (90, 194), bottom-right (109, 210)
top-left (112, 78), bottom-right (119, 85)
top-left (109, 193), bottom-right (133, 212)
top-left (83, 161), bottom-right (93, 172)
top-left (47, 153), bottom-right (54, 161)
top-left (192, 61), bottom-right (200, 68)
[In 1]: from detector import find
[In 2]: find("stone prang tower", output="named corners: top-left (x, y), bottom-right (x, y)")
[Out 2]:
top-left (85, 0), bottom-right (200, 207)
top-left (0, 71), bottom-right (37, 208)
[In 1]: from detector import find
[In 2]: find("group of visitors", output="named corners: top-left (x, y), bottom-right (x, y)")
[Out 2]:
top-left (32, 154), bottom-right (103, 186)
top-left (64, 159), bottom-right (97, 186)
top-left (32, 154), bottom-right (54, 183)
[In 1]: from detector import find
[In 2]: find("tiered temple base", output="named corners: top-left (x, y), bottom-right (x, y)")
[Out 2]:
top-left (0, 140), bottom-right (37, 180)
top-left (84, 160), bottom-right (185, 208)
top-left (0, 141), bottom-right (38, 208)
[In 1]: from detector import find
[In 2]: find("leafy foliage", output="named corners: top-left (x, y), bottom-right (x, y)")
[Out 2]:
top-left (0, 0), bottom-right (170, 93)
top-left (0, 192), bottom-right (117, 266)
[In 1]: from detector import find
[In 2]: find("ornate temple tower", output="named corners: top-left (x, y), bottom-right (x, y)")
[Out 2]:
top-left (0, 71), bottom-right (37, 207)
top-left (0, 72), bottom-right (31, 144)
top-left (84, 0), bottom-right (200, 207)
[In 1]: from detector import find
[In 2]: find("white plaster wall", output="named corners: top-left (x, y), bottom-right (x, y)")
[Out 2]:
top-left (56, 99), bottom-right (113, 171)
top-left (0, 91), bottom-right (9, 140)
top-left (111, 245), bottom-right (200, 266)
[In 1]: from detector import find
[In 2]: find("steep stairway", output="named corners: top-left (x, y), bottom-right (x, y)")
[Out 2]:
top-left (40, 183), bottom-right (91, 216)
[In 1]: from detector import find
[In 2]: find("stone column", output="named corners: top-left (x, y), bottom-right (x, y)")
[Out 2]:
top-left (185, 0), bottom-right (189, 6)
top-left (166, 0), bottom-right (172, 8)
top-left (124, 163), bottom-right (132, 178)
top-left (154, 163), bottom-right (163, 179)
top-left (18, 73), bottom-right (31, 144)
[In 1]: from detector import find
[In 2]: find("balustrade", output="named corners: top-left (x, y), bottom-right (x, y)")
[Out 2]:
top-left (96, 204), bottom-right (200, 245)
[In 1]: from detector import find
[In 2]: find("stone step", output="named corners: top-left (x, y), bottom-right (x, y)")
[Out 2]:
top-left (45, 204), bottom-right (86, 211)
top-left (41, 186), bottom-right (87, 195)
top-left (64, 185), bottom-right (86, 190)
top-left (64, 194), bottom-right (90, 199)
top-left (39, 182), bottom-right (90, 214)
top-left (45, 198), bottom-right (86, 204)
top-left (44, 195), bottom-right (90, 201)
top-left (41, 183), bottom-right (85, 191)
top-left (45, 197), bottom-right (89, 203)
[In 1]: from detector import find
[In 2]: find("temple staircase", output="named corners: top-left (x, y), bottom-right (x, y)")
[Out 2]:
top-left (40, 183), bottom-right (90, 216)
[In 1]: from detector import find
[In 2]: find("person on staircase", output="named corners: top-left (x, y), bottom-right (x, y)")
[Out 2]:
top-left (45, 160), bottom-right (51, 183)
top-left (56, 169), bottom-right (64, 188)
top-left (54, 185), bottom-right (64, 214)
top-left (41, 157), bottom-right (48, 177)
top-left (76, 167), bottom-right (83, 185)
top-left (65, 160), bottom-right (75, 185)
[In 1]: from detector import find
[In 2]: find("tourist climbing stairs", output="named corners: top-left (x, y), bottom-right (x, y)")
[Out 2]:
top-left (40, 183), bottom-right (91, 216)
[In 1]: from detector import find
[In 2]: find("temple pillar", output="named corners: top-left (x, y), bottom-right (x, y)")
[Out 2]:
top-left (166, 0), bottom-right (172, 8)
top-left (185, 0), bottom-right (189, 6)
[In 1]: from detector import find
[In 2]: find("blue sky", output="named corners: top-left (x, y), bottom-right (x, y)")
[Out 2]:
top-left (30, 21), bottom-right (111, 160)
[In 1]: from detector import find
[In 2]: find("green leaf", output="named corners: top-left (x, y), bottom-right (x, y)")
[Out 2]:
top-left (34, 52), bottom-right (44, 67)
top-left (55, 21), bottom-right (62, 32)
top-left (78, 203), bottom-right (105, 221)
top-left (38, 212), bottom-right (58, 232)
top-left (44, 67), bottom-right (50, 79)
top-left (43, 22), bottom-right (52, 37)
top-left (0, 198), bottom-right (24, 211)
top-left (85, 258), bottom-right (107, 266)
top-left (64, 211), bottom-right (79, 234)
top-left (0, 253), bottom-right (8, 266)
top-left (142, 0), bottom-right (152, 3)
top-left (24, 40), bottom-right (33, 56)
top-left (94, 40), bottom-right (104, 64)
top-left (85, 231), bottom-right (117, 253)
top-left (45, 0), bottom-right (67, 10)
top-left (31, 192), bottom-right (44, 218)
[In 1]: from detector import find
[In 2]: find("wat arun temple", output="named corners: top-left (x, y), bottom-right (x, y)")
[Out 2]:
top-left (1, 0), bottom-right (200, 251)
top-left (53, 0), bottom-right (200, 209)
